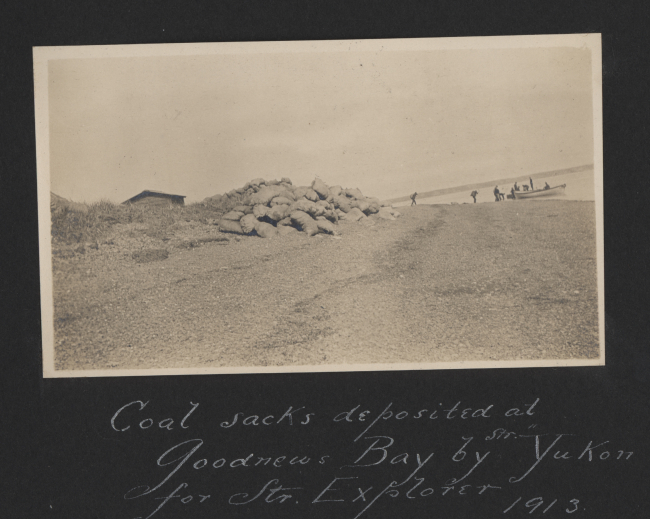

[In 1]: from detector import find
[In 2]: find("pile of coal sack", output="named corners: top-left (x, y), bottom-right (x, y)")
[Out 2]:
top-left (206, 177), bottom-right (400, 238)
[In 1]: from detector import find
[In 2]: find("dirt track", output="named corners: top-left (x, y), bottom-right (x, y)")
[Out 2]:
top-left (52, 200), bottom-right (600, 371)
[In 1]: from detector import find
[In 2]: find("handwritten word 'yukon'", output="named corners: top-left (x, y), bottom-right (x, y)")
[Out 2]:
top-left (509, 433), bottom-right (634, 483)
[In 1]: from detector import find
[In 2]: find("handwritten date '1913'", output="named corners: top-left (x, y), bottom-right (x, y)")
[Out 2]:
top-left (504, 496), bottom-right (581, 514)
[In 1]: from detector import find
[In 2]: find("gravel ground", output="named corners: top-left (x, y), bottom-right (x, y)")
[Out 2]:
top-left (51, 200), bottom-right (600, 371)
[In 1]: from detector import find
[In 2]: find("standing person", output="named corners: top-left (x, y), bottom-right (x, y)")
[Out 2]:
top-left (493, 186), bottom-right (500, 202)
top-left (529, 177), bottom-right (534, 190)
top-left (470, 190), bottom-right (478, 203)
top-left (514, 182), bottom-right (520, 191)
top-left (411, 192), bottom-right (417, 206)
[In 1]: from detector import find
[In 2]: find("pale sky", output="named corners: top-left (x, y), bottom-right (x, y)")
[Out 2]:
top-left (48, 44), bottom-right (595, 203)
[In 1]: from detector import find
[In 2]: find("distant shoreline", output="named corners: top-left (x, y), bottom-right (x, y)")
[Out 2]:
top-left (384, 164), bottom-right (594, 204)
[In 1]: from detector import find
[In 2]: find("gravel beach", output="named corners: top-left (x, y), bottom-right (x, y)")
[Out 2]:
top-left (51, 200), bottom-right (600, 371)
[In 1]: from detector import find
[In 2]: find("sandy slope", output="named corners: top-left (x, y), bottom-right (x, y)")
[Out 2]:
top-left (52, 200), bottom-right (600, 371)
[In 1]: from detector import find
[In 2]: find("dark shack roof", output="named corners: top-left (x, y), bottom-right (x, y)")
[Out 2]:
top-left (122, 190), bottom-right (186, 205)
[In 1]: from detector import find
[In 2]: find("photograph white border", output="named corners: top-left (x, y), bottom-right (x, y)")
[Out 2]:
top-left (34, 34), bottom-right (604, 378)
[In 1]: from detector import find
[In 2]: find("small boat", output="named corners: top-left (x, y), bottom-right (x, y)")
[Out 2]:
top-left (513, 184), bottom-right (566, 199)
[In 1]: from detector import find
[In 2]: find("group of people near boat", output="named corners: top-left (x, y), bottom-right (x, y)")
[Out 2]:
top-left (473, 177), bottom-right (551, 203)
top-left (410, 176), bottom-right (552, 206)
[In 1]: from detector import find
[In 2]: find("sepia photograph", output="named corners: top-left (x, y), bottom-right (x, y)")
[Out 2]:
top-left (34, 35), bottom-right (604, 377)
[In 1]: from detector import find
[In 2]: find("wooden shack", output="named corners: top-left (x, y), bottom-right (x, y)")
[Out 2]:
top-left (122, 190), bottom-right (186, 206)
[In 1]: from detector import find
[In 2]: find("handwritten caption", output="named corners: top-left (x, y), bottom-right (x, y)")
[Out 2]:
top-left (109, 399), bottom-right (633, 518)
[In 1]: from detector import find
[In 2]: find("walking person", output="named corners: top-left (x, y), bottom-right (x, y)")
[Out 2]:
top-left (493, 186), bottom-right (500, 202)
top-left (470, 190), bottom-right (478, 203)
top-left (411, 192), bottom-right (417, 206)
